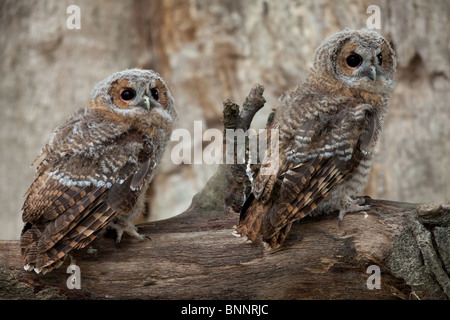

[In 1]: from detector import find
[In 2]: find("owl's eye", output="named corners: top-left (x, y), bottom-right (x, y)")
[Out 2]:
top-left (346, 54), bottom-right (363, 68)
top-left (150, 88), bottom-right (159, 101)
top-left (120, 88), bottom-right (136, 101)
top-left (377, 53), bottom-right (383, 65)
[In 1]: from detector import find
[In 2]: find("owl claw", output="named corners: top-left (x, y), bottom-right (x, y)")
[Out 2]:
top-left (111, 222), bottom-right (150, 243)
top-left (338, 197), bottom-right (371, 224)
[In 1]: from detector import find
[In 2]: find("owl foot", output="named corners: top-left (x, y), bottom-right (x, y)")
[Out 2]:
top-left (338, 197), bottom-right (370, 224)
top-left (110, 222), bottom-right (151, 243)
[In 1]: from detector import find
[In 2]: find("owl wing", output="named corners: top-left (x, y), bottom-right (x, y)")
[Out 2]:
top-left (238, 103), bottom-right (374, 247)
top-left (21, 117), bottom-right (156, 273)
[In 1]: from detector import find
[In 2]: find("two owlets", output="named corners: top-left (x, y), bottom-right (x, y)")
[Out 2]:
top-left (20, 29), bottom-right (397, 273)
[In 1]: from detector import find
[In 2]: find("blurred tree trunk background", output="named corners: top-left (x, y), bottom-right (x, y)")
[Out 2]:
top-left (0, 0), bottom-right (448, 240)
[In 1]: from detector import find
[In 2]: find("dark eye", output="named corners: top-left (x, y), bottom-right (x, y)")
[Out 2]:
top-left (346, 54), bottom-right (363, 68)
top-left (120, 88), bottom-right (136, 101)
top-left (150, 88), bottom-right (159, 101)
top-left (377, 53), bottom-right (383, 65)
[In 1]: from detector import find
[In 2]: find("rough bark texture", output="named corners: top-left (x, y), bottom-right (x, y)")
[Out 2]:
top-left (0, 199), bottom-right (449, 300)
top-left (1, 0), bottom-right (449, 240)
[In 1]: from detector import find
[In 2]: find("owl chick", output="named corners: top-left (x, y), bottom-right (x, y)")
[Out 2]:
top-left (235, 29), bottom-right (397, 248)
top-left (20, 69), bottom-right (177, 274)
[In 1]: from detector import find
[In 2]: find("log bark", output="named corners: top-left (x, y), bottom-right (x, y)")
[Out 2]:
top-left (0, 85), bottom-right (449, 300)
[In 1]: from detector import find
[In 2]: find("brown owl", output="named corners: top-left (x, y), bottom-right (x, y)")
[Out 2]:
top-left (20, 69), bottom-right (177, 274)
top-left (234, 29), bottom-right (397, 248)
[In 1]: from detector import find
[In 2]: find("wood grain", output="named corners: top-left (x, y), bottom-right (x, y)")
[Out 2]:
top-left (1, 198), bottom-right (448, 300)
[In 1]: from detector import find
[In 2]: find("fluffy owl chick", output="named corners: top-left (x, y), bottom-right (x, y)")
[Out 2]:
top-left (20, 69), bottom-right (177, 274)
top-left (235, 29), bottom-right (397, 248)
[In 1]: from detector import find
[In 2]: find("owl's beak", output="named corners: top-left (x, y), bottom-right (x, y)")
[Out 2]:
top-left (142, 95), bottom-right (150, 110)
top-left (363, 65), bottom-right (377, 81)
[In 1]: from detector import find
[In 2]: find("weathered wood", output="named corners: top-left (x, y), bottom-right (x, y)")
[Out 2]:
top-left (0, 198), bottom-right (448, 300)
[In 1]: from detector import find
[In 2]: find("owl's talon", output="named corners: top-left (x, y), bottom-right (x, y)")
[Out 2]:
top-left (337, 198), bottom-right (371, 224)
top-left (115, 231), bottom-right (124, 244)
top-left (110, 222), bottom-right (150, 242)
top-left (134, 232), bottom-right (151, 241)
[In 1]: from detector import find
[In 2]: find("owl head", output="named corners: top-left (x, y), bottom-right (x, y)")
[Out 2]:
top-left (90, 68), bottom-right (177, 122)
top-left (312, 29), bottom-right (397, 94)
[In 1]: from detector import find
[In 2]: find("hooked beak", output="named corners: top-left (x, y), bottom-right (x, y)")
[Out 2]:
top-left (363, 65), bottom-right (377, 81)
top-left (144, 95), bottom-right (150, 110)
top-left (138, 95), bottom-right (151, 111)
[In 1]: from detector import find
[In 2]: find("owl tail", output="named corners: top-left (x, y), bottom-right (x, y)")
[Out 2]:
top-left (235, 194), bottom-right (291, 248)
top-left (234, 193), bottom-right (264, 242)
top-left (20, 201), bottom-right (113, 274)
top-left (20, 222), bottom-right (66, 274)
top-left (261, 221), bottom-right (293, 248)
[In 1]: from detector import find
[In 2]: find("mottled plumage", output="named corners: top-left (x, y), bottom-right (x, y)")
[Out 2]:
top-left (21, 69), bottom-right (177, 273)
top-left (235, 29), bottom-right (397, 248)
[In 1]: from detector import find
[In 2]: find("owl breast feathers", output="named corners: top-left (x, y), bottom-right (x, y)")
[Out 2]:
top-left (235, 29), bottom-right (397, 248)
top-left (20, 69), bottom-right (177, 274)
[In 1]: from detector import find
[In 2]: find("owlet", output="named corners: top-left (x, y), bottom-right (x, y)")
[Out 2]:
top-left (235, 29), bottom-right (397, 248)
top-left (21, 69), bottom-right (177, 273)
